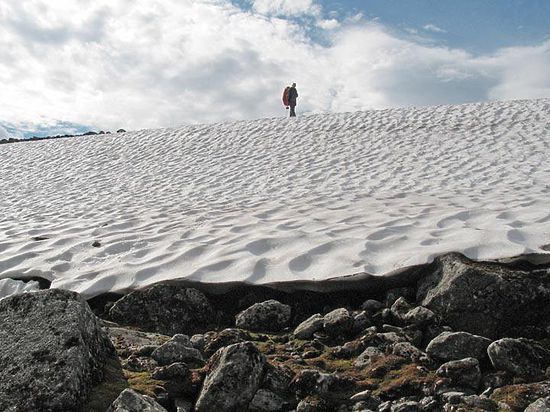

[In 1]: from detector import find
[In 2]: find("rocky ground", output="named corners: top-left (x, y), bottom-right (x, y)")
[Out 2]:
top-left (2, 252), bottom-right (550, 411)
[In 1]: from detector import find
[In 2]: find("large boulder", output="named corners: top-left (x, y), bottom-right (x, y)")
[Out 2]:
top-left (491, 381), bottom-right (550, 411)
top-left (196, 342), bottom-right (266, 411)
top-left (488, 338), bottom-right (550, 380)
top-left (525, 397), bottom-right (550, 412)
top-left (417, 253), bottom-right (550, 339)
top-left (107, 388), bottom-right (167, 412)
top-left (0, 289), bottom-right (116, 411)
top-left (109, 284), bottom-right (214, 335)
top-left (426, 331), bottom-right (492, 362)
top-left (235, 300), bottom-right (291, 332)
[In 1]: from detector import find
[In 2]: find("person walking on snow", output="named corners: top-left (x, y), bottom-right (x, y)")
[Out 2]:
top-left (288, 83), bottom-right (298, 117)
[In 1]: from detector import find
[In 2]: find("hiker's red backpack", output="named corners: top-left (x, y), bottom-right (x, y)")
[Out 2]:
top-left (282, 86), bottom-right (290, 107)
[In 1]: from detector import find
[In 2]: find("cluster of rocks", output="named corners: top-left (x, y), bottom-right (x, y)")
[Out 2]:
top-left (1, 252), bottom-right (550, 411)
top-left (0, 129), bottom-right (126, 145)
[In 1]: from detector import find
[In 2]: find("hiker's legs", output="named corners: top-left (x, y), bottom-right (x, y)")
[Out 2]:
top-left (290, 105), bottom-right (296, 117)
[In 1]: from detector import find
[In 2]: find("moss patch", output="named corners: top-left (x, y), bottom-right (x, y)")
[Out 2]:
top-left (491, 382), bottom-right (550, 412)
top-left (124, 370), bottom-right (165, 398)
top-left (82, 356), bottom-right (128, 412)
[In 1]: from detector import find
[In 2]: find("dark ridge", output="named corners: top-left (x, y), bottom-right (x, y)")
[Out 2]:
top-left (0, 129), bottom-right (127, 145)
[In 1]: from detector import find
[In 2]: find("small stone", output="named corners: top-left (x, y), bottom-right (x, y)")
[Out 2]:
top-left (350, 389), bottom-right (381, 409)
top-left (390, 297), bottom-right (413, 319)
top-left (391, 400), bottom-right (420, 411)
top-left (323, 308), bottom-right (354, 337)
top-left (440, 391), bottom-right (466, 404)
top-left (353, 311), bottom-right (372, 333)
top-left (107, 389), bottom-right (167, 412)
top-left (402, 306), bottom-right (435, 326)
top-left (92, 240), bottom-right (101, 247)
top-left (151, 335), bottom-right (204, 366)
top-left (235, 300), bottom-right (291, 332)
top-left (353, 346), bottom-right (384, 368)
top-left (392, 342), bottom-right (426, 363)
top-left (190, 334), bottom-right (205, 351)
top-left (385, 287), bottom-right (415, 307)
top-left (174, 398), bottom-right (192, 412)
top-left (294, 314), bottom-right (324, 339)
top-left (151, 362), bottom-right (190, 380)
top-left (436, 358), bottom-right (481, 390)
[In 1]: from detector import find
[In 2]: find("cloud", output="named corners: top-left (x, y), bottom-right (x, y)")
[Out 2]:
top-left (251, 0), bottom-right (320, 17)
top-left (423, 24), bottom-right (447, 33)
top-left (0, 0), bottom-right (549, 133)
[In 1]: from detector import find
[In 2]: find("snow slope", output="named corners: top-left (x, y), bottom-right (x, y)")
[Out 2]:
top-left (1, 99), bottom-right (550, 298)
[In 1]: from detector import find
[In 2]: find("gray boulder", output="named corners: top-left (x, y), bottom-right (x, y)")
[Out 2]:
top-left (488, 338), bottom-right (550, 379)
top-left (436, 357), bottom-right (481, 390)
top-left (402, 306), bottom-right (435, 326)
top-left (109, 284), bottom-right (214, 336)
top-left (323, 308), bottom-right (354, 337)
top-left (107, 388), bottom-right (167, 412)
top-left (426, 331), bottom-right (492, 362)
top-left (235, 299), bottom-right (291, 332)
top-left (151, 334), bottom-right (204, 366)
top-left (0, 289), bottom-right (116, 411)
top-left (525, 397), bottom-right (550, 412)
top-left (417, 253), bottom-right (550, 339)
top-left (196, 342), bottom-right (266, 411)
top-left (294, 313), bottom-right (324, 339)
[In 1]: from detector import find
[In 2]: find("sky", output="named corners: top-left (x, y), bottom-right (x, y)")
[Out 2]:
top-left (0, 0), bottom-right (549, 138)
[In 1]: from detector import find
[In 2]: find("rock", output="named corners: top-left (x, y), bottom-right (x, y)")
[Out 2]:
top-left (353, 311), bottom-right (372, 333)
top-left (151, 362), bottom-right (190, 380)
top-left (426, 331), bottom-right (492, 361)
top-left (416, 253), bottom-right (550, 339)
top-left (294, 313), bottom-right (325, 339)
top-left (249, 389), bottom-right (286, 411)
top-left (262, 363), bottom-right (294, 395)
top-left (391, 297), bottom-right (413, 319)
top-left (402, 306), bottom-right (435, 326)
top-left (352, 400), bottom-right (377, 411)
top-left (350, 389), bottom-right (381, 409)
top-left (392, 342), bottom-right (426, 363)
top-left (0, 289), bottom-right (117, 411)
top-left (235, 300), bottom-right (291, 332)
top-left (353, 346), bottom-right (384, 368)
top-left (296, 396), bottom-right (330, 412)
top-left (488, 338), bottom-right (550, 379)
top-left (107, 388), bottom-right (167, 411)
top-left (391, 400), bottom-right (420, 411)
top-left (195, 342), bottom-right (266, 411)
top-left (361, 299), bottom-right (384, 313)
top-left (323, 308), bottom-right (354, 337)
top-left (525, 397), bottom-right (550, 412)
top-left (151, 334), bottom-right (204, 366)
top-left (109, 285), bottom-right (214, 335)
top-left (203, 328), bottom-right (251, 356)
top-left (190, 334), bottom-right (205, 351)
top-left (290, 369), bottom-right (342, 397)
top-left (436, 358), bottom-right (481, 390)
top-left (481, 371), bottom-right (513, 390)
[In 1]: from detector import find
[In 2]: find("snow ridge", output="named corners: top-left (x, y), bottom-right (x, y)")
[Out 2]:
top-left (1, 99), bottom-right (550, 297)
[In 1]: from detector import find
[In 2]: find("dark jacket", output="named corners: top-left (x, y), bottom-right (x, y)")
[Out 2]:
top-left (288, 87), bottom-right (298, 106)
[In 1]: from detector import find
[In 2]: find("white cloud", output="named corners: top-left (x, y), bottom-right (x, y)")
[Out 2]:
top-left (251, 0), bottom-right (320, 17)
top-left (317, 19), bottom-right (340, 30)
top-left (0, 0), bottom-right (549, 133)
top-left (423, 24), bottom-right (447, 33)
